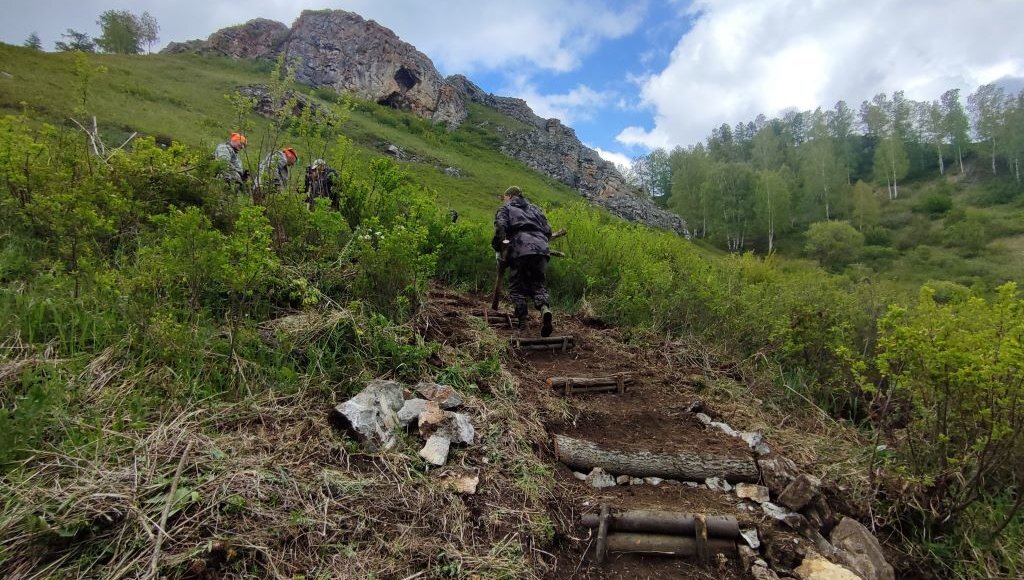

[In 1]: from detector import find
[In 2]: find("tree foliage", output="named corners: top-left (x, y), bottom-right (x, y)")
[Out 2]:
top-left (54, 29), bottom-right (96, 53)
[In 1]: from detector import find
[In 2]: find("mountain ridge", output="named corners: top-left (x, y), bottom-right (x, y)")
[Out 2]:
top-left (163, 9), bottom-right (688, 235)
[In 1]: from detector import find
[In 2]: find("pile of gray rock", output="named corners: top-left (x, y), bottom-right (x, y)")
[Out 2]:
top-left (329, 379), bottom-right (475, 467)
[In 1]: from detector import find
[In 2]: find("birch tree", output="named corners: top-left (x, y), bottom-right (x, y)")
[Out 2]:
top-left (968, 83), bottom-right (1007, 175)
top-left (941, 89), bottom-right (970, 175)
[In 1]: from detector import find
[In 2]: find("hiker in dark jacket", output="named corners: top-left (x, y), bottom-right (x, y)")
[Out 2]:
top-left (303, 158), bottom-right (339, 209)
top-left (493, 186), bottom-right (554, 336)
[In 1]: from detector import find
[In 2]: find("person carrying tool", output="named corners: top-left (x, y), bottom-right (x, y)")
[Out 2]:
top-left (302, 158), bottom-right (339, 209)
top-left (256, 147), bottom-right (298, 192)
top-left (213, 132), bottom-right (248, 188)
top-left (492, 185), bottom-right (554, 336)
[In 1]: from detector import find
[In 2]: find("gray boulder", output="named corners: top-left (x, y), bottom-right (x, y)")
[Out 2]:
top-left (830, 517), bottom-right (895, 580)
top-left (330, 380), bottom-right (404, 451)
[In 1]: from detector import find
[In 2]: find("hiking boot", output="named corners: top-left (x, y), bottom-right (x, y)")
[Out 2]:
top-left (540, 305), bottom-right (554, 337)
top-left (514, 304), bottom-right (528, 330)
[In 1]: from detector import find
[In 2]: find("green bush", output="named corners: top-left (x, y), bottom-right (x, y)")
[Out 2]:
top-left (804, 221), bottom-right (865, 270)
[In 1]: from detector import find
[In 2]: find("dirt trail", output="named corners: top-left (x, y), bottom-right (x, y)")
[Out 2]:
top-left (430, 287), bottom-right (768, 579)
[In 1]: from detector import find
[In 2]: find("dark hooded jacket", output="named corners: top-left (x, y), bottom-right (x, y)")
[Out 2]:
top-left (493, 196), bottom-right (552, 260)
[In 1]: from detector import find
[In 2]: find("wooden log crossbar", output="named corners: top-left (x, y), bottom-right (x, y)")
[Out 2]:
top-left (583, 506), bottom-right (738, 564)
top-left (547, 374), bottom-right (632, 395)
top-left (554, 434), bottom-right (759, 483)
top-left (511, 336), bottom-right (575, 352)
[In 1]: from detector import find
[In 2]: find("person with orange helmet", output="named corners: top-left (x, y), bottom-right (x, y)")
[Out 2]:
top-left (213, 132), bottom-right (248, 187)
top-left (256, 146), bottom-right (298, 192)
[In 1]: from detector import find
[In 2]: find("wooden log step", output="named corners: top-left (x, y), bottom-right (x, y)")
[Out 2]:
top-left (580, 510), bottom-right (739, 539)
top-left (604, 533), bottom-right (736, 557)
top-left (519, 343), bottom-right (576, 353)
top-left (512, 336), bottom-right (575, 346)
top-left (547, 375), bottom-right (633, 388)
top-left (548, 374), bottom-right (632, 395)
top-left (553, 434), bottom-right (759, 483)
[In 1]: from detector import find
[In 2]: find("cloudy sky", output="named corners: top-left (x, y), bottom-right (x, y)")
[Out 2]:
top-left (3, 0), bottom-right (1024, 167)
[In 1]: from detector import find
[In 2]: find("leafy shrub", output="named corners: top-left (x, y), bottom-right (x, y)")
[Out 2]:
top-left (804, 221), bottom-right (864, 270)
top-left (913, 190), bottom-right (953, 216)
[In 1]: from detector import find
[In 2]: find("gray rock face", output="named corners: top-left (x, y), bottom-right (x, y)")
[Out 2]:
top-left (164, 18), bottom-right (289, 60)
top-left (830, 517), bottom-right (895, 580)
top-left (330, 379), bottom-right (405, 451)
top-left (585, 467), bottom-right (616, 489)
top-left (397, 398), bottom-right (429, 427)
top-left (285, 11), bottom-right (458, 125)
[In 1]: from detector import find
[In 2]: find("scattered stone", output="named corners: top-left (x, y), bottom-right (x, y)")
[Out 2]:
top-left (754, 558), bottom-right (768, 568)
top-left (739, 545), bottom-right (758, 571)
top-left (683, 481), bottom-right (699, 488)
top-left (694, 412), bottom-right (713, 425)
top-left (615, 475), bottom-right (630, 485)
top-left (778, 473), bottom-right (822, 511)
top-left (794, 557), bottom-right (860, 580)
top-left (417, 401), bottom-right (446, 435)
top-left (643, 477), bottom-right (664, 486)
top-left (685, 399), bottom-right (704, 413)
top-left (751, 566), bottom-right (781, 580)
top-left (805, 495), bottom-right (837, 535)
top-left (418, 402), bottom-right (475, 444)
top-left (386, 144), bottom-right (403, 157)
top-left (330, 379), bottom-right (405, 451)
top-left (573, 471), bottom-right (588, 481)
top-left (829, 517), bottom-right (895, 580)
top-left (758, 456), bottom-right (800, 496)
top-left (762, 502), bottom-right (800, 525)
top-left (665, 479), bottom-right (681, 485)
top-left (706, 477), bottom-right (732, 492)
top-left (414, 381), bottom-right (464, 409)
top-left (741, 431), bottom-right (772, 455)
top-left (740, 528), bottom-right (761, 549)
top-left (441, 472), bottom-right (479, 494)
top-left (630, 477), bottom-right (644, 486)
top-left (443, 166), bottom-right (461, 177)
top-left (710, 421), bottom-right (740, 437)
top-left (585, 467), bottom-right (616, 489)
top-left (736, 483), bottom-right (771, 504)
top-left (397, 398), bottom-right (429, 427)
top-left (0, 71), bottom-right (12, 78)
top-left (419, 434), bottom-right (451, 466)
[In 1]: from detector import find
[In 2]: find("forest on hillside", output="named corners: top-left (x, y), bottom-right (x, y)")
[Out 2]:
top-left (625, 84), bottom-right (1024, 276)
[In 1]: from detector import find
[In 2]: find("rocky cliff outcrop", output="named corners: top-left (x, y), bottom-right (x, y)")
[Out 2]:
top-left (162, 10), bottom-right (686, 235)
top-left (163, 18), bottom-right (288, 60)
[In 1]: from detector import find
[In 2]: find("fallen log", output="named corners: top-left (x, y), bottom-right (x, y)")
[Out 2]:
top-left (580, 510), bottom-right (739, 538)
top-left (547, 375), bottom-right (633, 388)
top-left (604, 533), bottom-right (736, 557)
top-left (553, 434), bottom-right (759, 483)
top-left (556, 384), bottom-right (626, 395)
top-left (511, 336), bottom-right (575, 346)
top-left (520, 344), bottom-right (576, 352)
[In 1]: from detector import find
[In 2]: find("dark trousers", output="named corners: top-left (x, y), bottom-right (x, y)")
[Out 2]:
top-left (508, 254), bottom-right (549, 317)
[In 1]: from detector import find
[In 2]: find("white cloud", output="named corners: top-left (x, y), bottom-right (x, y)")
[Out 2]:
top-left (338, 0), bottom-right (647, 75)
top-left (619, 0), bottom-right (1024, 149)
top-left (503, 77), bottom-right (614, 124)
top-left (590, 146), bottom-right (632, 168)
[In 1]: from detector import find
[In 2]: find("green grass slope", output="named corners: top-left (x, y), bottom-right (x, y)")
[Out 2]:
top-left (0, 44), bottom-right (579, 222)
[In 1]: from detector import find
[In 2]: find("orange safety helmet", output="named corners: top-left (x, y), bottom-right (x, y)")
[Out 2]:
top-left (229, 132), bottom-right (248, 147)
top-left (282, 147), bottom-right (297, 164)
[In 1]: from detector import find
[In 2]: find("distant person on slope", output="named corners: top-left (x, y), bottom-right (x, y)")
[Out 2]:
top-left (213, 132), bottom-right (248, 188)
top-left (256, 147), bottom-right (298, 192)
top-left (493, 185), bottom-right (554, 336)
top-left (303, 158), bottom-right (339, 209)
